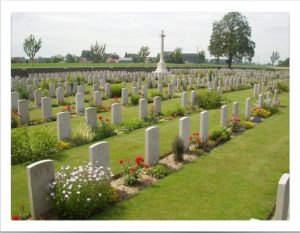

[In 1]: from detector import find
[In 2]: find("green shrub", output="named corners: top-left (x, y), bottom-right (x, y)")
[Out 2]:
top-left (195, 90), bottom-right (224, 109)
top-left (209, 127), bottom-right (231, 144)
top-left (17, 86), bottom-right (29, 99)
top-left (130, 95), bottom-right (140, 105)
top-left (263, 104), bottom-right (279, 115)
top-left (111, 84), bottom-right (122, 97)
top-left (11, 112), bottom-right (19, 128)
top-left (167, 106), bottom-right (185, 117)
top-left (50, 163), bottom-right (118, 219)
top-left (72, 123), bottom-right (95, 146)
top-left (172, 136), bottom-right (185, 162)
top-left (251, 107), bottom-right (271, 118)
top-left (40, 81), bottom-right (49, 90)
top-left (120, 156), bottom-right (147, 186)
top-left (150, 92), bottom-right (163, 98)
top-left (240, 121), bottom-right (255, 129)
top-left (277, 82), bottom-right (289, 92)
top-left (146, 164), bottom-right (171, 179)
top-left (94, 119), bottom-right (116, 140)
top-left (11, 126), bottom-right (60, 165)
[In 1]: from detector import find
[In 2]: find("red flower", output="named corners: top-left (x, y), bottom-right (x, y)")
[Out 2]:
top-left (144, 164), bottom-right (149, 169)
top-left (135, 156), bottom-right (144, 166)
top-left (11, 215), bottom-right (21, 220)
top-left (119, 159), bottom-right (124, 165)
top-left (130, 167), bottom-right (136, 173)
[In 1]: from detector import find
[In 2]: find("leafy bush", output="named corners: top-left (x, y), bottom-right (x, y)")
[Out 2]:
top-left (56, 141), bottom-right (72, 151)
top-left (150, 92), bottom-right (163, 98)
top-left (130, 95), bottom-right (139, 106)
top-left (114, 119), bottom-right (144, 135)
top-left (167, 106), bottom-right (185, 117)
top-left (209, 127), bottom-right (231, 144)
top-left (11, 112), bottom-right (19, 128)
top-left (240, 121), bottom-right (255, 129)
top-left (17, 86), bottom-right (29, 99)
top-left (40, 80), bottom-right (49, 90)
top-left (72, 123), bottom-right (95, 146)
top-left (11, 127), bottom-right (60, 165)
top-left (263, 104), bottom-right (279, 115)
top-left (94, 116), bottom-right (116, 140)
top-left (146, 164), bottom-right (171, 179)
top-left (50, 163), bottom-right (118, 219)
top-left (251, 107), bottom-right (271, 118)
top-left (119, 156), bottom-right (148, 186)
top-left (189, 133), bottom-right (216, 153)
top-left (277, 82), bottom-right (289, 92)
top-left (111, 84), bottom-right (122, 97)
top-left (229, 117), bottom-right (243, 133)
top-left (195, 90), bottom-right (224, 109)
top-left (172, 136), bottom-right (185, 162)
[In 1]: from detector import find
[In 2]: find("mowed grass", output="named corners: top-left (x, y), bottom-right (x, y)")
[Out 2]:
top-left (11, 62), bottom-right (275, 70)
top-left (92, 92), bottom-right (289, 220)
top-left (11, 89), bottom-right (289, 218)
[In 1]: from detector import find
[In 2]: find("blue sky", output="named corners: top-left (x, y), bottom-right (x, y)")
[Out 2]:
top-left (11, 12), bottom-right (289, 64)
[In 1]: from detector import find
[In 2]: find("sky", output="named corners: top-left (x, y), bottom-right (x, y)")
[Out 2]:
top-left (11, 12), bottom-right (289, 64)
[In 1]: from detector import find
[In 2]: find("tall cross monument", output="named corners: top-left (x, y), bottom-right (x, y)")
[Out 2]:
top-left (155, 30), bottom-right (169, 75)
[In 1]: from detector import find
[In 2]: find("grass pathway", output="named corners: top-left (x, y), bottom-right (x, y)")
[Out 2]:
top-left (91, 92), bottom-right (289, 220)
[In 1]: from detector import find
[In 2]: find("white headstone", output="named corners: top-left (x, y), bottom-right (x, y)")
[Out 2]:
top-left (75, 93), bottom-right (85, 115)
top-left (179, 116), bottom-right (190, 150)
top-left (274, 173), bottom-right (290, 220)
top-left (200, 111), bottom-right (209, 141)
top-left (145, 126), bottom-right (159, 166)
top-left (85, 107), bottom-right (97, 129)
top-left (139, 98), bottom-right (148, 119)
top-left (18, 99), bottom-right (30, 124)
top-left (153, 96), bottom-right (161, 115)
top-left (57, 112), bottom-right (71, 141)
top-left (111, 103), bottom-right (122, 124)
top-left (42, 97), bottom-right (52, 120)
top-left (220, 105), bottom-right (228, 127)
top-left (89, 141), bottom-right (109, 169)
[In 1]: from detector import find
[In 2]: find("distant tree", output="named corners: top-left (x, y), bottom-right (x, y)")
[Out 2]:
top-left (197, 50), bottom-right (206, 63)
top-left (171, 47), bottom-right (184, 64)
top-left (208, 12), bottom-right (255, 68)
top-left (270, 51), bottom-right (280, 65)
top-left (277, 57), bottom-right (289, 67)
top-left (23, 34), bottom-right (42, 68)
top-left (124, 52), bottom-right (128, 58)
top-left (65, 53), bottom-right (76, 63)
top-left (105, 53), bottom-right (119, 60)
top-left (52, 54), bottom-right (64, 63)
top-left (81, 50), bottom-right (93, 60)
top-left (137, 46), bottom-right (150, 62)
top-left (246, 41), bottom-right (255, 64)
top-left (90, 41), bottom-right (106, 66)
top-left (126, 53), bottom-right (139, 63)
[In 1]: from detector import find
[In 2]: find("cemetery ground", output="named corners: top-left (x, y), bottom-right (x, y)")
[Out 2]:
top-left (11, 87), bottom-right (289, 220)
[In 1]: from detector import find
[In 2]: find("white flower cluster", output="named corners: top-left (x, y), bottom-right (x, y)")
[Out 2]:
top-left (49, 162), bottom-right (113, 201)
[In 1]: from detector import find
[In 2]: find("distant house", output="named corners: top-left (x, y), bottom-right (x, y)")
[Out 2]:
top-left (118, 57), bottom-right (133, 63)
top-left (79, 57), bottom-right (93, 63)
top-left (106, 57), bottom-right (118, 63)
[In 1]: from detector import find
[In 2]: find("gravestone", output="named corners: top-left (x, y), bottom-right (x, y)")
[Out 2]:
top-left (93, 91), bottom-right (102, 106)
top-left (42, 97), bottom-right (52, 120)
top-left (11, 91), bottom-right (19, 111)
top-left (200, 111), bottom-right (209, 141)
top-left (141, 86), bottom-right (148, 99)
top-left (26, 160), bottom-right (54, 219)
top-left (27, 85), bottom-right (34, 100)
top-left (220, 105), bottom-right (228, 127)
top-left (18, 99), bottom-right (30, 124)
top-left (245, 98), bottom-right (251, 120)
top-left (139, 98), bottom-right (148, 119)
top-left (89, 141), bottom-right (110, 169)
top-left (191, 90), bottom-right (197, 106)
top-left (34, 89), bottom-right (43, 108)
top-left (75, 93), bottom-right (84, 115)
top-left (48, 83), bottom-right (56, 98)
top-left (179, 116), bottom-right (190, 150)
top-left (56, 87), bottom-right (64, 105)
top-left (232, 102), bottom-right (239, 118)
top-left (105, 83), bottom-right (111, 98)
top-left (111, 103), bottom-right (122, 124)
top-left (121, 88), bottom-right (128, 106)
top-left (77, 85), bottom-right (85, 94)
top-left (145, 126), bottom-right (159, 166)
top-left (274, 173), bottom-right (290, 220)
top-left (158, 84), bottom-right (163, 94)
top-left (65, 82), bottom-right (72, 96)
top-left (85, 107), bottom-right (97, 129)
top-left (132, 86), bottom-right (139, 96)
top-left (72, 82), bottom-right (78, 94)
top-left (153, 96), bottom-right (161, 115)
top-left (182, 92), bottom-right (188, 109)
top-left (258, 94), bottom-right (263, 108)
top-left (57, 112), bottom-right (71, 141)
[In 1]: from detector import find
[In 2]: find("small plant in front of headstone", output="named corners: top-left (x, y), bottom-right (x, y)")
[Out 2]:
top-left (62, 105), bottom-right (75, 114)
top-left (229, 117), bottom-right (243, 133)
top-left (130, 95), bottom-right (139, 106)
top-left (195, 90), bottom-right (224, 109)
top-left (49, 163), bottom-right (118, 219)
top-left (251, 107), bottom-right (271, 118)
top-left (94, 116), bottom-right (116, 140)
top-left (71, 123), bottom-right (95, 146)
top-left (56, 140), bottom-right (72, 151)
top-left (11, 111), bottom-right (20, 128)
top-left (119, 156), bottom-right (148, 186)
top-left (240, 121), bottom-right (255, 129)
top-left (172, 136), bottom-right (185, 162)
top-left (11, 204), bottom-right (31, 220)
top-left (209, 127), bottom-right (231, 145)
top-left (146, 163), bottom-right (171, 179)
top-left (189, 132), bottom-right (217, 153)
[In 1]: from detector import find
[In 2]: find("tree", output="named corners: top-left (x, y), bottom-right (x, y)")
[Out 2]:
top-left (137, 46), bottom-right (150, 62)
top-left (23, 34), bottom-right (42, 68)
top-left (197, 50), bottom-right (206, 63)
top-left (208, 12), bottom-right (256, 68)
top-left (65, 53), bottom-right (76, 63)
top-left (90, 41), bottom-right (106, 66)
top-left (81, 50), bottom-right (93, 60)
top-left (278, 57), bottom-right (289, 67)
top-left (270, 51), bottom-right (280, 66)
top-left (51, 54), bottom-right (64, 63)
top-left (171, 47), bottom-right (184, 64)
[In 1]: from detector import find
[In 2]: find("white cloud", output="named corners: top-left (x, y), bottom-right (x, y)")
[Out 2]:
top-left (11, 12), bottom-right (289, 64)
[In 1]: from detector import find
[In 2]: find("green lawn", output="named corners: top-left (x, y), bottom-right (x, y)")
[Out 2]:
top-left (11, 62), bottom-right (275, 70)
top-left (91, 92), bottom-right (289, 220)
top-left (11, 89), bottom-right (289, 219)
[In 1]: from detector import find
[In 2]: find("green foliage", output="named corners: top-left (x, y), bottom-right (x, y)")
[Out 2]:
top-left (277, 57), bottom-right (289, 67)
top-left (94, 119), bottom-right (116, 140)
top-left (251, 108), bottom-right (271, 118)
top-left (17, 86), bottom-right (29, 99)
top-left (120, 156), bottom-right (147, 186)
top-left (137, 46), bottom-right (150, 62)
top-left (195, 90), bottom-right (224, 109)
top-left (172, 136), bottom-right (185, 162)
top-left (209, 127), bottom-right (231, 144)
top-left (208, 12), bottom-right (255, 68)
top-left (270, 51), bottom-right (280, 65)
top-left (11, 112), bottom-right (19, 128)
top-left (197, 50), bottom-right (206, 63)
top-left (39, 80), bottom-right (49, 90)
top-left (50, 164), bottom-right (118, 219)
top-left (111, 84), bottom-right (122, 97)
top-left (72, 123), bottom-right (96, 146)
top-left (277, 82), bottom-right (289, 92)
top-left (171, 47), bottom-right (184, 64)
top-left (130, 95), bottom-right (140, 105)
top-left (11, 126), bottom-right (60, 165)
top-left (229, 118), bottom-right (243, 133)
top-left (240, 121), bottom-right (255, 129)
top-left (90, 41), bottom-right (106, 65)
top-left (167, 106), bottom-right (185, 117)
top-left (150, 92), bottom-right (163, 98)
top-left (146, 164), bottom-right (171, 179)
top-left (114, 119), bottom-right (144, 136)
top-left (263, 104), bottom-right (279, 115)
top-left (23, 34), bottom-right (42, 62)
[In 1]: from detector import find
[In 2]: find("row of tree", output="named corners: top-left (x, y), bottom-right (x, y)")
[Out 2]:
top-left (20, 12), bottom-right (288, 68)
